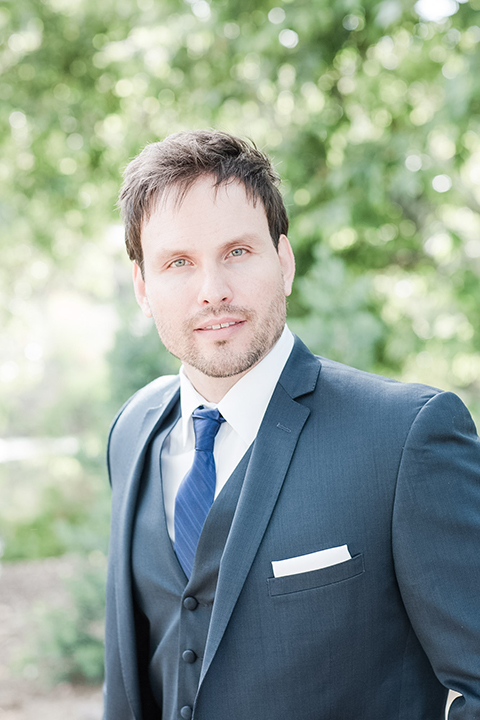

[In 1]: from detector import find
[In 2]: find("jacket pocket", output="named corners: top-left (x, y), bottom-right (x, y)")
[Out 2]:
top-left (267, 553), bottom-right (364, 597)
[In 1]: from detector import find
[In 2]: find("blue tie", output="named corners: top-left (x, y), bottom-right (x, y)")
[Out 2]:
top-left (174, 406), bottom-right (225, 578)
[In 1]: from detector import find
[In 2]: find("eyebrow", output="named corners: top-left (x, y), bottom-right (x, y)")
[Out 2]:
top-left (219, 233), bottom-right (263, 248)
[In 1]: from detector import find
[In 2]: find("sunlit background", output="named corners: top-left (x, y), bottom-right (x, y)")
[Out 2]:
top-left (0, 0), bottom-right (479, 712)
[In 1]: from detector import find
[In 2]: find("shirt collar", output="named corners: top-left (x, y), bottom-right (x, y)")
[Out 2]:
top-left (179, 325), bottom-right (294, 446)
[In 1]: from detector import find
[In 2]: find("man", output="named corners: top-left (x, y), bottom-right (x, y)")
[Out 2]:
top-left (105, 130), bottom-right (480, 720)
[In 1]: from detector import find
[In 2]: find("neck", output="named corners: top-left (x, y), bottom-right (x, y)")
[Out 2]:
top-left (182, 364), bottom-right (254, 403)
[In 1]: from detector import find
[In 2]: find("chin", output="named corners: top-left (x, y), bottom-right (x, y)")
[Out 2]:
top-left (185, 347), bottom-right (264, 379)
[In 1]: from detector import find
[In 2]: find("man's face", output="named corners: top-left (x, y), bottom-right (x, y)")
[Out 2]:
top-left (133, 176), bottom-right (295, 392)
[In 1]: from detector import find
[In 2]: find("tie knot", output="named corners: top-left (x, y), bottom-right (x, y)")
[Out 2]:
top-left (192, 406), bottom-right (225, 452)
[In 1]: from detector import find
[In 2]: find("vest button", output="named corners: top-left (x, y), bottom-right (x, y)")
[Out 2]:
top-left (182, 649), bottom-right (197, 664)
top-left (183, 596), bottom-right (198, 611)
top-left (180, 705), bottom-right (193, 719)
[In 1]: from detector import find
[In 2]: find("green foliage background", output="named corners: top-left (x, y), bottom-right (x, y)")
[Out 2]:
top-left (1, 0), bottom-right (480, 683)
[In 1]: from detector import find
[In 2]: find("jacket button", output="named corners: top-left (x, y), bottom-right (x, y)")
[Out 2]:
top-left (180, 706), bottom-right (193, 719)
top-left (182, 649), bottom-right (197, 664)
top-left (183, 596), bottom-right (198, 611)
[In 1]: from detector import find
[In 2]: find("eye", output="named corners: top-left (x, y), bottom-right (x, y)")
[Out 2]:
top-left (230, 248), bottom-right (246, 257)
top-left (170, 258), bottom-right (189, 268)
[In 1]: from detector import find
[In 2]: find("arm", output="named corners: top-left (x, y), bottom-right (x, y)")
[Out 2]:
top-left (392, 391), bottom-right (480, 717)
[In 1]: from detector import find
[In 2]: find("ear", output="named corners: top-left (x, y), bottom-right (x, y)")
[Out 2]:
top-left (132, 262), bottom-right (153, 318)
top-left (277, 234), bottom-right (296, 296)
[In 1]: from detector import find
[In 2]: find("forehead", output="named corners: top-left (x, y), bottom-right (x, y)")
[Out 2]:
top-left (160, 175), bottom-right (260, 212)
top-left (142, 176), bottom-right (270, 244)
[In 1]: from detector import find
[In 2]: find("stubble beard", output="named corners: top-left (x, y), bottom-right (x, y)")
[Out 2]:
top-left (153, 286), bottom-right (287, 379)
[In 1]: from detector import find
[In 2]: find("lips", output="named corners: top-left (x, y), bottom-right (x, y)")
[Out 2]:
top-left (205, 321), bottom-right (237, 330)
top-left (195, 319), bottom-right (245, 331)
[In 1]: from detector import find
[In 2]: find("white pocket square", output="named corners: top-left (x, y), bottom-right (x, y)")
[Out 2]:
top-left (271, 545), bottom-right (352, 578)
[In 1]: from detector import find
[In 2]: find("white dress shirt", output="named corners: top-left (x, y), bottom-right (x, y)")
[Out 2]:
top-left (161, 325), bottom-right (295, 541)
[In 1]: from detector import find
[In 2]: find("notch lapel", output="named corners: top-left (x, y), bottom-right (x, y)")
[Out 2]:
top-left (200, 338), bottom-right (321, 685)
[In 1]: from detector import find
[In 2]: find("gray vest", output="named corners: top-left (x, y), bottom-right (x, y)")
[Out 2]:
top-left (132, 407), bottom-right (252, 720)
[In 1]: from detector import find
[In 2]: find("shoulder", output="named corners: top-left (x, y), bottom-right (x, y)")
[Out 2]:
top-left (316, 355), bottom-right (440, 404)
top-left (307, 354), bottom-right (450, 436)
top-left (286, 334), bottom-right (441, 412)
top-left (109, 374), bottom-right (180, 438)
top-left (106, 374), bottom-right (180, 487)
top-left (315, 354), bottom-right (479, 438)
top-left (298, 353), bottom-right (479, 480)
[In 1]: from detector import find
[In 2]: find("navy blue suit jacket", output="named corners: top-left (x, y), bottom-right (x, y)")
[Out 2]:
top-left (104, 336), bottom-right (480, 719)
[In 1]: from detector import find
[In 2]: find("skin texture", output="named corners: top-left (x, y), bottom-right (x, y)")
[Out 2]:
top-left (133, 176), bottom-right (295, 402)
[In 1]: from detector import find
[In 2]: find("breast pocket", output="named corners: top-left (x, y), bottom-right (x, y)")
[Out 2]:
top-left (267, 553), bottom-right (365, 597)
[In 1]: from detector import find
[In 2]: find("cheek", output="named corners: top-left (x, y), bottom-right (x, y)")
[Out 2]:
top-left (247, 269), bottom-right (284, 297)
top-left (148, 283), bottom-right (191, 323)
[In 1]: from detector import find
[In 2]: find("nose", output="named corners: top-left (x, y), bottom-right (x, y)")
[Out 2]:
top-left (197, 265), bottom-right (233, 306)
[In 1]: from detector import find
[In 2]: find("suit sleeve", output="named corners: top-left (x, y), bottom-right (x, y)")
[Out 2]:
top-left (392, 391), bottom-right (480, 718)
top-left (103, 560), bottom-right (136, 720)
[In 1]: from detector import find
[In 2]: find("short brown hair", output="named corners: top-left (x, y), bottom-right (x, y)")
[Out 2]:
top-left (118, 130), bottom-right (289, 271)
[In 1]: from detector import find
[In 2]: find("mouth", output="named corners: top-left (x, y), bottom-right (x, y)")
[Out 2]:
top-left (204, 321), bottom-right (239, 330)
top-left (195, 319), bottom-right (245, 333)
